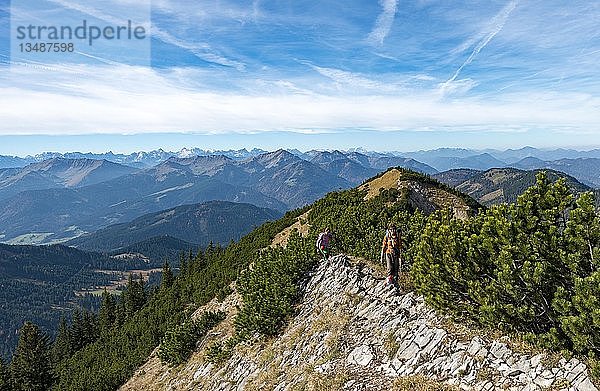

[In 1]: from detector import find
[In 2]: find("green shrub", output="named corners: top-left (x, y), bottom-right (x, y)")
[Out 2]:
top-left (158, 311), bottom-right (225, 366)
top-left (412, 172), bottom-right (600, 357)
top-left (205, 337), bottom-right (238, 364)
top-left (235, 231), bottom-right (314, 338)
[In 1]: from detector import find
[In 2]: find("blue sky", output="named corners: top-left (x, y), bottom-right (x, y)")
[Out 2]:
top-left (0, 0), bottom-right (599, 155)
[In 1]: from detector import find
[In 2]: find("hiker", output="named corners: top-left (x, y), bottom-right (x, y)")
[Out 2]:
top-left (380, 223), bottom-right (401, 286)
top-left (316, 227), bottom-right (333, 261)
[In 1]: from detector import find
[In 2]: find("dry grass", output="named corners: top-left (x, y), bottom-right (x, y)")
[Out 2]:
top-left (359, 169), bottom-right (402, 200)
top-left (302, 372), bottom-right (350, 391)
top-left (271, 210), bottom-right (311, 248)
top-left (476, 367), bottom-right (500, 382)
top-left (120, 286), bottom-right (242, 391)
top-left (384, 331), bottom-right (401, 359)
top-left (435, 313), bottom-right (550, 358)
top-left (397, 271), bottom-right (415, 292)
top-left (480, 188), bottom-right (504, 203)
top-left (245, 304), bottom-right (351, 391)
top-left (546, 378), bottom-right (571, 390)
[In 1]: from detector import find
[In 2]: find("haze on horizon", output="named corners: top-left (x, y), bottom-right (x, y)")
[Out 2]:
top-left (3, 141), bottom-right (600, 160)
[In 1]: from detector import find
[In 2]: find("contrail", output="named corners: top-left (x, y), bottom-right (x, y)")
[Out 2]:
top-left (442, 0), bottom-right (519, 91)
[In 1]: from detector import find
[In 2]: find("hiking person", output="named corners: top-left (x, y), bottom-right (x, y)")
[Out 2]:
top-left (380, 223), bottom-right (401, 286)
top-left (316, 227), bottom-right (333, 261)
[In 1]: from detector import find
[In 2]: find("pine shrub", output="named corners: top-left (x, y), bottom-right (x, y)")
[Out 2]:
top-left (158, 311), bottom-right (225, 366)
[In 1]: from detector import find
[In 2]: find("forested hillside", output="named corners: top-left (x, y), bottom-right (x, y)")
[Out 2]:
top-left (109, 235), bottom-right (198, 265)
top-left (1, 168), bottom-right (599, 390)
top-left (0, 244), bottom-right (154, 360)
top-left (68, 201), bottom-right (281, 252)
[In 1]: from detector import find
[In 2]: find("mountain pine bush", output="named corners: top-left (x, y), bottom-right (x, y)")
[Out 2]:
top-left (412, 172), bottom-right (600, 359)
top-left (158, 311), bottom-right (225, 366)
top-left (235, 230), bottom-right (314, 338)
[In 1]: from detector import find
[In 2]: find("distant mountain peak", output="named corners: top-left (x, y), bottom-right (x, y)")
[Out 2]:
top-left (176, 148), bottom-right (196, 158)
top-left (253, 149), bottom-right (298, 167)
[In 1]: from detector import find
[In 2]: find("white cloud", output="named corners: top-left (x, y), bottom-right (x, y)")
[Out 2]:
top-left (438, 78), bottom-right (478, 96)
top-left (367, 0), bottom-right (399, 46)
top-left (150, 27), bottom-right (246, 70)
top-left (0, 64), bottom-right (598, 137)
top-left (309, 65), bottom-right (397, 92)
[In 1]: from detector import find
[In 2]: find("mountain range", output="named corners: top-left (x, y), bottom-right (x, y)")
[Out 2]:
top-left (0, 148), bottom-right (270, 169)
top-left (511, 157), bottom-right (600, 187)
top-left (1, 147), bottom-right (599, 246)
top-left (0, 150), bottom-right (439, 245)
top-left (403, 146), bottom-right (600, 166)
top-left (0, 158), bottom-right (137, 201)
top-left (3, 146), bottom-right (600, 169)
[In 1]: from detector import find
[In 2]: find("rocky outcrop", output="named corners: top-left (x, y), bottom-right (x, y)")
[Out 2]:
top-left (122, 255), bottom-right (598, 391)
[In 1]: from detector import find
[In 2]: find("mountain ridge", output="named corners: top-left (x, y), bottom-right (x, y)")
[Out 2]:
top-left (121, 255), bottom-right (598, 391)
top-left (0, 151), bottom-right (438, 245)
top-left (434, 167), bottom-right (592, 206)
top-left (0, 158), bottom-right (137, 201)
top-left (1, 148), bottom-right (598, 246)
top-left (67, 201), bottom-right (281, 252)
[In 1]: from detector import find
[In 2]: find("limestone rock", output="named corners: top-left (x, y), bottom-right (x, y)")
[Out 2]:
top-left (120, 255), bottom-right (598, 391)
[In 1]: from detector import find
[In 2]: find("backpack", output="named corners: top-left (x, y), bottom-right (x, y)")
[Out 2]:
top-left (385, 229), bottom-right (400, 255)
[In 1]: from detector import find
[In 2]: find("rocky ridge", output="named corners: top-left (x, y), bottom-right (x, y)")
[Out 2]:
top-left (121, 255), bottom-right (598, 391)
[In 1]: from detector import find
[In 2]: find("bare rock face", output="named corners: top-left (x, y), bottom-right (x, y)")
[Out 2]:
top-left (122, 255), bottom-right (598, 391)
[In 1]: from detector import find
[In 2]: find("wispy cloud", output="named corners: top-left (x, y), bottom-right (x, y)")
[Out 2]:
top-left (308, 65), bottom-right (397, 92)
top-left (46, 0), bottom-right (245, 69)
top-left (367, 0), bottom-right (399, 46)
top-left (1, 64), bottom-right (598, 136)
top-left (440, 0), bottom-right (519, 95)
top-left (150, 27), bottom-right (246, 70)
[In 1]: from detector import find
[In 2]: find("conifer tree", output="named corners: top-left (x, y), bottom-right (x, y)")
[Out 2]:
top-left (125, 274), bottom-right (146, 316)
top-left (161, 261), bottom-right (174, 290)
top-left (51, 316), bottom-right (71, 366)
top-left (114, 295), bottom-right (126, 327)
top-left (69, 309), bottom-right (85, 352)
top-left (179, 253), bottom-right (188, 279)
top-left (69, 310), bottom-right (99, 352)
top-left (82, 311), bottom-right (99, 346)
top-left (98, 289), bottom-right (116, 332)
top-left (10, 322), bottom-right (53, 391)
top-left (0, 357), bottom-right (9, 391)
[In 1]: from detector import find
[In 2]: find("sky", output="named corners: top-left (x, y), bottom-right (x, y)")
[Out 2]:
top-left (0, 0), bottom-right (599, 155)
